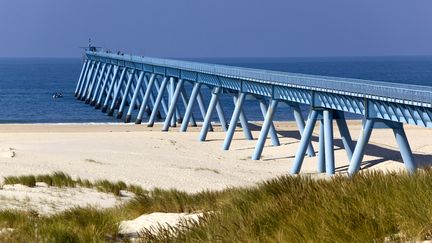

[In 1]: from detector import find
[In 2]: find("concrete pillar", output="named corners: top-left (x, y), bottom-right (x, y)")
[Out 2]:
top-left (233, 95), bottom-right (253, 140)
top-left (101, 66), bottom-right (121, 112)
top-left (181, 82), bottom-right (201, 132)
top-left (291, 110), bottom-right (318, 174)
top-left (78, 61), bottom-right (95, 100)
top-left (197, 91), bottom-right (213, 132)
top-left (348, 119), bottom-right (375, 176)
top-left (335, 114), bottom-right (354, 160)
top-left (117, 70), bottom-right (136, 119)
top-left (223, 92), bottom-right (247, 150)
top-left (199, 87), bottom-right (221, 141)
top-left (125, 72), bottom-right (147, 123)
top-left (216, 101), bottom-right (228, 132)
top-left (135, 74), bottom-right (157, 124)
top-left (96, 65), bottom-right (117, 109)
top-left (252, 99), bottom-right (279, 160)
top-left (318, 120), bottom-right (326, 173)
top-left (292, 105), bottom-right (316, 157)
top-left (82, 62), bottom-right (100, 101)
top-left (107, 68), bottom-right (127, 116)
top-left (87, 63), bottom-right (107, 104)
top-left (74, 60), bottom-right (89, 97)
top-left (91, 64), bottom-right (111, 106)
top-left (323, 110), bottom-right (335, 175)
top-left (163, 79), bottom-right (185, 131)
top-left (393, 125), bottom-right (417, 173)
top-left (147, 77), bottom-right (168, 127)
top-left (259, 99), bottom-right (280, 146)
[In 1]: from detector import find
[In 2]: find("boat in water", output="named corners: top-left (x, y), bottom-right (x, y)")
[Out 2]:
top-left (52, 92), bottom-right (63, 99)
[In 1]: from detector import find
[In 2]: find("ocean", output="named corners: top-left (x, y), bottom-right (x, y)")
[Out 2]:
top-left (0, 56), bottom-right (431, 123)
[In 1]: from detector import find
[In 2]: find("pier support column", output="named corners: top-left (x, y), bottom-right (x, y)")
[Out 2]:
top-left (393, 124), bottom-right (417, 173)
top-left (323, 110), bottom-right (335, 175)
top-left (318, 120), bottom-right (326, 173)
top-left (291, 109), bottom-right (353, 175)
top-left (135, 74), bottom-right (156, 124)
top-left (154, 79), bottom-right (169, 116)
top-left (180, 85), bottom-right (197, 127)
top-left (84, 63), bottom-right (101, 103)
top-left (168, 77), bottom-right (177, 127)
top-left (126, 73), bottom-right (148, 123)
top-left (347, 119), bottom-right (375, 176)
top-left (216, 101), bottom-right (228, 132)
top-left (147, 77), bottom-right (168, 127)
top-left (348, 119), bottom-right (417, 176)
top-left (163, 79), bottom-right (185, 131)
top-left (77, 61), bottom-right (93, 99)
top-left (223, 92), bottom-right (247, 150)
top-left (181, 83), bottom-right (201, 132)
top-left (117, 70), bottom-right (138, 119)
top-left (147, 78), bottom-right (163, 119)
top-left (96, 66), bottom-right (117, 109)
top-left (291, 110), bottom-right (318, 174)
top-left (82, 62), bottom-right (101, 101)
top-left (80, 62), bottom-right (100, 101)
top-left (197, 91), bottom-right (213, 132)
top-left (102, 66), bottom-right (121, 113)
top-left (87, 63), bottom-right (106, 104)
top-left (78, 61), bottom-right (95, 100)
top-left (136, 85), bottom-right (146, 108)
top-left (252, 99), bottom-right (279, 160)
top-left (175, 106), bottom-right (182, 125)
top-left (199, 87), bottom-right (221, 141)
top-left (129, 82), bottom-right (140, 109)
top-left (233, 95), bottom-right (253, 141)
top-left (107, 68), bottom-right (127, 116)
top-left (335, 112), bottom-right (354, 160)
top-left (91, 64), bottom-right (111, 106)
top-left (292, 104), bottom-right (315, 157)
top-left (259, 99), bottom-right (280, 146)
top-left (75, 60), bottom-right (89, 97)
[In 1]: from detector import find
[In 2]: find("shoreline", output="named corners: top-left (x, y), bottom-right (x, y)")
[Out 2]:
top-left (0, 121), bottom-right (430, 192)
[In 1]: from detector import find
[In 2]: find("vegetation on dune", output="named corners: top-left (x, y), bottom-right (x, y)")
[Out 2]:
top-left (3, 171), bottom-right (144, 196)
top-left (1, 170), bottom-right (432, 242)
top-left (0, 208), bottom-right (119, 243)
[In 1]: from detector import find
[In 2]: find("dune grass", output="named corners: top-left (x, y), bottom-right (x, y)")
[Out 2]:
top-left (3, 172), bottom-right (144, 196)
top-left (1, 170), bottom-right (432, 242)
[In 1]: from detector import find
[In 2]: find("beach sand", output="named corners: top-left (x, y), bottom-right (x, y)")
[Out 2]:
top-left (0, 121), bottom-right (431, 193)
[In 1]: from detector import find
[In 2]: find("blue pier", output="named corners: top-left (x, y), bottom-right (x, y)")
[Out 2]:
top-left (75, 50), bottom-right (432, 175)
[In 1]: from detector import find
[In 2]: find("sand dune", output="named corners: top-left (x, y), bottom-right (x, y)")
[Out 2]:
top-left (0, 183), bottom-right (131, 215)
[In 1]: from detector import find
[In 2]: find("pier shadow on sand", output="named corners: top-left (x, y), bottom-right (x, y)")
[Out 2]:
top-left (202, 123), bottom-right (432, 171)
top-left (246, 123), bottom-right (432, 171)
top-left (276, 127), bottom-right (432, 172)
top-left (277, 127), bottom-right (432, 171)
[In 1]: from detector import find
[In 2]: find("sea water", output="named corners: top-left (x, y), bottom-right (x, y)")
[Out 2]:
top-left (0, 56), bottom-right (431, 123)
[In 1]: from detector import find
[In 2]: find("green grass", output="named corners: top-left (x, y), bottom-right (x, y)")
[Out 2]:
top-left (4, 175), bottom-right (37, 187)
top-left (1, 170), bottom-right (432, 242)
top-left (2, 172), bottom-right (143, 196)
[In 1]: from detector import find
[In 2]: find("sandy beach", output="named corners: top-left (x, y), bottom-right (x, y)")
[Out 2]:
top-left (0, 121), bottom-right (431, 193)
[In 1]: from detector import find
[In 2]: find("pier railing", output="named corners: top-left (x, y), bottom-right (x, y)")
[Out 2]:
top-left (88, 51), bottom-right (432, 107)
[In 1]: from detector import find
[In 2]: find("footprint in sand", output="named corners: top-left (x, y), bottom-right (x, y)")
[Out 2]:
top-left (0, 148), bottom-right (16, 158)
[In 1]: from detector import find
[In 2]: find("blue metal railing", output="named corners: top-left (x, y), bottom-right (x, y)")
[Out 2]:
top-left (86, 51), bottom-right (432, 106)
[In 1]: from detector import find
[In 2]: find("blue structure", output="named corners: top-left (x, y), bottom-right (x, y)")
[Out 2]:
top-left (75, 50), bottom-right (432, 176)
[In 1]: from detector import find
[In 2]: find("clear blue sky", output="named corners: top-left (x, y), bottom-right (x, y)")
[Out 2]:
top-left (1, 0), bottom-right (431, 58)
